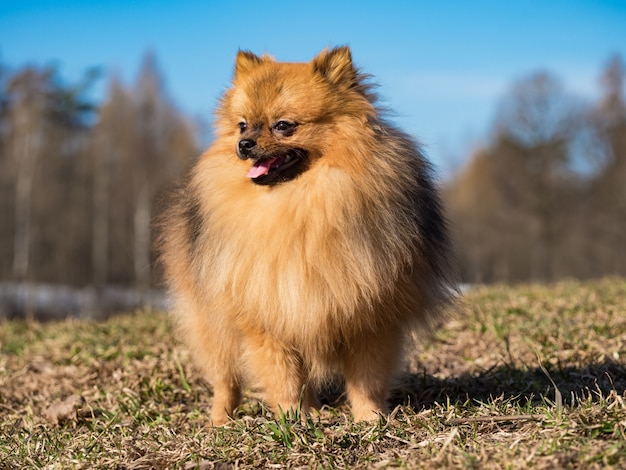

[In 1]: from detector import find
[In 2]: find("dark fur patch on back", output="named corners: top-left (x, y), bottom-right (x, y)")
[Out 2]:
top-left (182, 189), bottom-right (203, 257)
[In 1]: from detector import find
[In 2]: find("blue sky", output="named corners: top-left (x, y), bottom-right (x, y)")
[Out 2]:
top-left (1, 0), bottom-right (625, 176)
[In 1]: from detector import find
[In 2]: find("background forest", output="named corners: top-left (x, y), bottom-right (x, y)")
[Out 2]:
top-left (0, 53), bottom-right (624, 310)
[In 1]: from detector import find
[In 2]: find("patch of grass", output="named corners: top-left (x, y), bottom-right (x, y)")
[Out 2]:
top-left (1, 278), bottom-right (626, 468)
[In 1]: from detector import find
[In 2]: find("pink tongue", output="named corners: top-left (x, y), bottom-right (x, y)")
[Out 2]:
top-left (247, 158), bottom-right (278, 178)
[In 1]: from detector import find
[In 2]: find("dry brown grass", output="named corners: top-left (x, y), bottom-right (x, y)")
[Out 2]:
top-left (1, 278), bottom-right (625, 469)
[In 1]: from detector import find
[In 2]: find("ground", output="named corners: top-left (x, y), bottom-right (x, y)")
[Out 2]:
top-left (1, 278), bottom-right (625, 469)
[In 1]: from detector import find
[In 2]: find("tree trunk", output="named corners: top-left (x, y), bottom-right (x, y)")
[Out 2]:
top-left (12, 113), bottom-right (42, 322)
top-left (92, 140), bottom-right (111, 289)
top-left (134, 179), bottom-right (151, 294)
top-left (13, 125), bottom-right (41, 282)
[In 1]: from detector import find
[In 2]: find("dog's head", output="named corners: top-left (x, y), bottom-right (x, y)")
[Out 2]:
top-left (216, 46), bottom-right (376, 186)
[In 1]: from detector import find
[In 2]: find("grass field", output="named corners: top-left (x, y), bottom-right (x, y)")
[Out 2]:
top-left (1, 278), bottom-right (625, 469)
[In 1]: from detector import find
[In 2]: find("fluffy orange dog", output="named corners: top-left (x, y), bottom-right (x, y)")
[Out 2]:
top-left (159, 46), bottom-right (455, 425)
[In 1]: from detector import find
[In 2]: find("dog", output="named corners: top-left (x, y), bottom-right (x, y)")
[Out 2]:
top-left (158, 46), bottom-right (455, 425)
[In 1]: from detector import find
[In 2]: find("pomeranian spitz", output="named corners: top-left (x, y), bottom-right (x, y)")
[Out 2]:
top-left (159, 46), bottom-right (455, 425)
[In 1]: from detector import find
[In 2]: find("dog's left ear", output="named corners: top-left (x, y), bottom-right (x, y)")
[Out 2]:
top-left (312, 46), bottom-right (357, 87)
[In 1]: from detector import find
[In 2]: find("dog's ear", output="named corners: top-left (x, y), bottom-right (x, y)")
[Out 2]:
top-left (234, 50), bottom-right (266, 79)
top-left (312, 46), bottom-right (357, 87)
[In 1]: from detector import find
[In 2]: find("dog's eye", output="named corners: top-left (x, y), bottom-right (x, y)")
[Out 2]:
top-left (273, 120), bottom-right (296, 134)
top-left (238, 122), bottom-right (247, 133)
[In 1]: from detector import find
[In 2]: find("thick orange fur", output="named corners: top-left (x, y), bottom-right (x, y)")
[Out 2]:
top-left (158, 47), bottom-right (455, 425)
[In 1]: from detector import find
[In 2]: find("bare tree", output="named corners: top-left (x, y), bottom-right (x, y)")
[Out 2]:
top-left (490, 72), bottom-right (582, 281)
top-left (8, 69), bottom-right (49, 283)
top-left (586, 55), bottom-right (626, 276)
top-left (91, 76), bottom-right (132, 291)
top-left (446, 71), bottom-right (589, 283)
top-left (89, 53), bottom-right (196, 291)
top-left (132, 52), bottom-right (196, 291)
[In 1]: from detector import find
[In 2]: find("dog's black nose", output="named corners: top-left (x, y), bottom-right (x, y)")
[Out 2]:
top-left (238, 139), bottom-right (256, 159)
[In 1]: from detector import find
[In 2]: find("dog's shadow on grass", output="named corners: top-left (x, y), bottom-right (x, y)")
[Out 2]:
top-left (319, 360), bottom-right (626, 411)
top-left (392, 360), bottom-right (626, 410)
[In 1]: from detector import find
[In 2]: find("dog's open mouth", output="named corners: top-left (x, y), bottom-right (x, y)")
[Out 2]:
top-left (246, 149), bottom-right (307, 185)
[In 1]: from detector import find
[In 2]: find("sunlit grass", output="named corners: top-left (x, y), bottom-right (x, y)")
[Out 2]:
top-left (1, 278), bottom-right (625, 468)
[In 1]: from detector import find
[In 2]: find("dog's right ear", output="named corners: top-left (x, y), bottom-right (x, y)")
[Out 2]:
top-left (234, 50), bottom-right (265, 79)
top-left (312, 46), bottom-right (357, 88)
